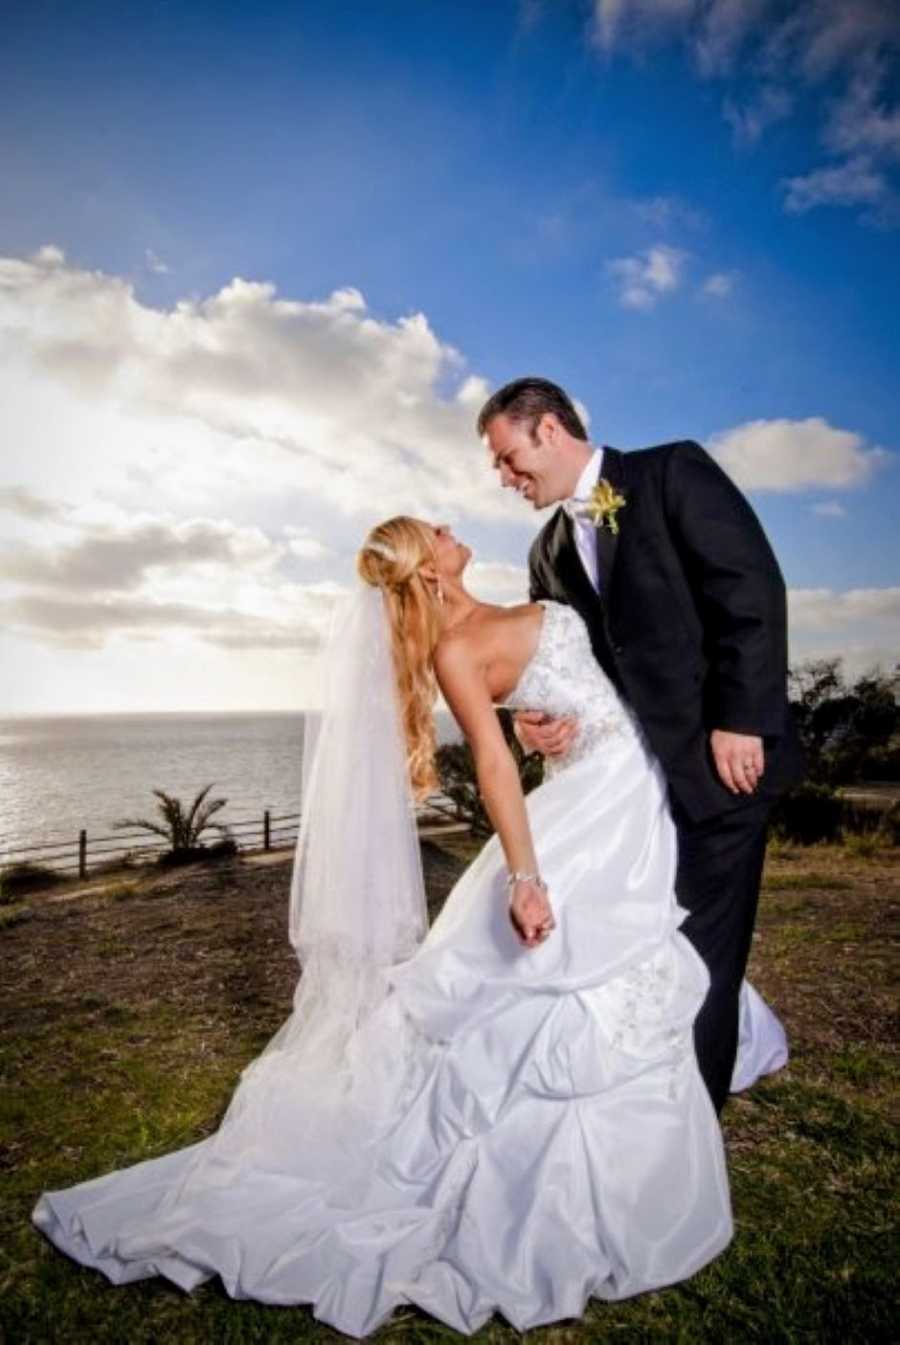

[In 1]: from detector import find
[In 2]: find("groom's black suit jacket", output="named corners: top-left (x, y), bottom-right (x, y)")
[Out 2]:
top-left (528, 440), bottom-right (805, 823)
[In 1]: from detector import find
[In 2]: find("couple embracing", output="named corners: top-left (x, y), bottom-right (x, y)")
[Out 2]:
top-left (33, 377), bottom-right (804, 1335)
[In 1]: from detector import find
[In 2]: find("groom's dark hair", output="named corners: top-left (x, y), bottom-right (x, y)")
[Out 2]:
top-left (476, 377), bottom-right (588, 442)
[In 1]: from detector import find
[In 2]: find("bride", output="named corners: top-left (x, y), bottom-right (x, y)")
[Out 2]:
top-left (32, 515), bottom-right (787, 1336)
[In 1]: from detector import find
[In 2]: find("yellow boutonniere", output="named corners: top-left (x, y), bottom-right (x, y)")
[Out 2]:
top-left (584, 479), bottom-right (627, 535)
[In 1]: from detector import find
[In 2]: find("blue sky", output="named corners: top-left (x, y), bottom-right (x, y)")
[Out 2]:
top-left (1, 1), bottom-right (898, 712)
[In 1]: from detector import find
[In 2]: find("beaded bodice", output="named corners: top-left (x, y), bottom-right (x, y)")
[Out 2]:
top-left (501, 600), bottom-right (640, 776)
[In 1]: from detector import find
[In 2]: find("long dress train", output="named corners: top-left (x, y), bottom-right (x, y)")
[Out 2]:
top-left (32, 600), bottom-right (787, 1335)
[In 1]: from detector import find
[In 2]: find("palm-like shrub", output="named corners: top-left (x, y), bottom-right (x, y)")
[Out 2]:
top-left (436, 709), bottom-right (544, 837)
top-left (113, 784), bottom-right (232, 864)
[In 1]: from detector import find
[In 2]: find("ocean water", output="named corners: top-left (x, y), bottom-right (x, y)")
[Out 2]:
top-left (0, 710), bottom-right (461, 871)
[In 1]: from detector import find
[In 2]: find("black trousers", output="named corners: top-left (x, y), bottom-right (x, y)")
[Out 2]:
top-left (670, 795), bottom-right (772, 1114)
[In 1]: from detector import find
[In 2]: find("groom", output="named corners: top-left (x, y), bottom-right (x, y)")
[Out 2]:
top-left (478, 377), bottom-right (804, 1113)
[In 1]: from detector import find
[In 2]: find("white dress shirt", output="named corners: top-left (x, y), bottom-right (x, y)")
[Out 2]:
top-left (566, 446), bottom-right (605, 593)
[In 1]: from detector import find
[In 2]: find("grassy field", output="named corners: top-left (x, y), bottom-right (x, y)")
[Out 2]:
top-left (1, 837), bottom-right (897, 1344)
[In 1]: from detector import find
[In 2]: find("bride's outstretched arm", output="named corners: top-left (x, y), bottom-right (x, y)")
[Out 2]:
top-left (434, 639), bottom-right (555, 948)
top-left (435, 639), bottom-right (536, 872)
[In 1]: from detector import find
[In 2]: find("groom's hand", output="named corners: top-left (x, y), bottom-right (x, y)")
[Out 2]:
top-left (514, 710), bottom-right (577, 758)
top-left (710, 729), bottom-right (765, 795)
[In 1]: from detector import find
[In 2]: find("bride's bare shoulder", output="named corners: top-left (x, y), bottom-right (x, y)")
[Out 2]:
top-left (435, 603), bottom-right (542, 669)
top-left (433, 603), bottom-right (544, 712)
top-left (433, 622), bottom-right (481, 674)
top-left (481, 601), bottom-right (544, 639)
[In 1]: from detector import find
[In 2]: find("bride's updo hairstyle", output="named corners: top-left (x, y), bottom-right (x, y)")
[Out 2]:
top-left (357, 516), bottom-right (442, 800)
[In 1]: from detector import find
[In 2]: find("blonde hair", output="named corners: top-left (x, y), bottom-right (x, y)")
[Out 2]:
top-left (357, 516), bottom-right (443, 800)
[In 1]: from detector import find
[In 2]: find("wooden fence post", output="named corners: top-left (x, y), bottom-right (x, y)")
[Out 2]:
top-left (78, 830), bottom-right (87, 879)
top-left (264, 810), bottom-right (270, 851)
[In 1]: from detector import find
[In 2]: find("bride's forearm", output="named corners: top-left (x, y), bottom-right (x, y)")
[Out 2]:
top-left (475, 751), bottom-right (538, 876)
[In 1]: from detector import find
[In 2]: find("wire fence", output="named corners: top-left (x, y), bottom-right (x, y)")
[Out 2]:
top-left (0, 796), bottom-right (469, 882)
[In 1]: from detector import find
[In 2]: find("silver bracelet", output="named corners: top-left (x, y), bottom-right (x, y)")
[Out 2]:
top-left (505, 870), bottom-right (546, 890)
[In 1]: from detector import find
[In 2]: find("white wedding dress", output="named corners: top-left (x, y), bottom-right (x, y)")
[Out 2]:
top-left (32, 599), bottom-right (787, 1336)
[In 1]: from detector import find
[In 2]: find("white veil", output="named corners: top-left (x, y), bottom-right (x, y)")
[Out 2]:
top-left (163, 578), bottom-right (429, 1180)
top-left (241, 580), bottom-right (428, 1075)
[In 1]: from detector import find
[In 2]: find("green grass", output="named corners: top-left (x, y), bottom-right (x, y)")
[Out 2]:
top-left (1, 842), bottom-right (897, 1343)
top-left (763, 871), bottom-right (853, 890)
top-left (0, 902), bottom-right (33, 930)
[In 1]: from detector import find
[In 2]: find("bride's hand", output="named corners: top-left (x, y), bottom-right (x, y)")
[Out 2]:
top-left (509, 879), bottom-right (556, 949)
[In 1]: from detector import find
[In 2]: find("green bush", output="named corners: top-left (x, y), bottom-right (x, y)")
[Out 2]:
top-left (770, 785), bottom-right (899, 848)
top-left (843, 832), bottom-right (883, 859)
top-left (0, 902), bottom-right (33, 929)
top-left (770, 783), bottom-right (844, 845)
top-left (789, 658), bottom-right (899, 787)
top-left (156, 837), bottom-right (238, 869)
top-left (878, 800), bottom-right (900, 847)
top-left (840, 799), bottom-right (887, 837)
top-left (0, 861), bottom-right (66, 902)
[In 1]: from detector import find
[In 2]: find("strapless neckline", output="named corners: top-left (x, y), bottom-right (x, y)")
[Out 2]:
top-left (494, 600), bottom-right (552, 710)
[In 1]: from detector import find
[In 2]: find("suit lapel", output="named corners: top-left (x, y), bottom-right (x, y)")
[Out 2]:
top-left (541, 446), bottom-right (630, 615)
top-left (546, 507), bottom-right (602, 615)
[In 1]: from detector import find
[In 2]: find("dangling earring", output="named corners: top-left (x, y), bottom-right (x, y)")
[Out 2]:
top-left (437, 576), bottom-right (445, 606)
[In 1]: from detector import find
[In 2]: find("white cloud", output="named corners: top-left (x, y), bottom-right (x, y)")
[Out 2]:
top-left (606, 244), bottom-right (686, 310)
top-left (0, 502), bottom-right (343, 663)
top-left (824, 59), bottom-right (900, 161)
top-left (573, 397), bottom-right (592, 433)
top-left (0, 484), bottom-right (62, 519)
top-left (0, 247), bottom-right (547, 711)
top-left (588, 0), bottom-right (900, 223)
top-left (144, 248), bottom-right (170, 275)
top-left (782, 155), bottom-right (886, 213)
top-left (0, 514), bottom-right (282, 592)
top-left (466, 560), bottom-right (529, 606)
top-left (0, 247), bottom-right (531, 529)
top-left (592, 0), bottom-right (900, 79)
top-left (770, 2), bottom-right (900, 84)
top-left (811, 501), bottom-right (846, 518)
top-left (591, 0), bottom-right (696, 54)
top-left (0, 590), bottom-right (323, 653)
top-left (789, 586), bottom-right (900, 634)
top-left (701, 270), bottom-right (736, 297)
top-left (32, 244), bottom-right (65, 266)
top-left (695, 0), bottom-right (770, 76)
top-left (283, 525), bottom-right (332, 561)
top-left (723, 85), bottom-right (793, 145)
top-left (787, 586), bottom-right (900, 679)
top-left (631, 193), bottom-right (708, 232)
top-left (709, 416), bottom-right (890, 491)
top-left (456, 374), bottom-right (492, 409)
